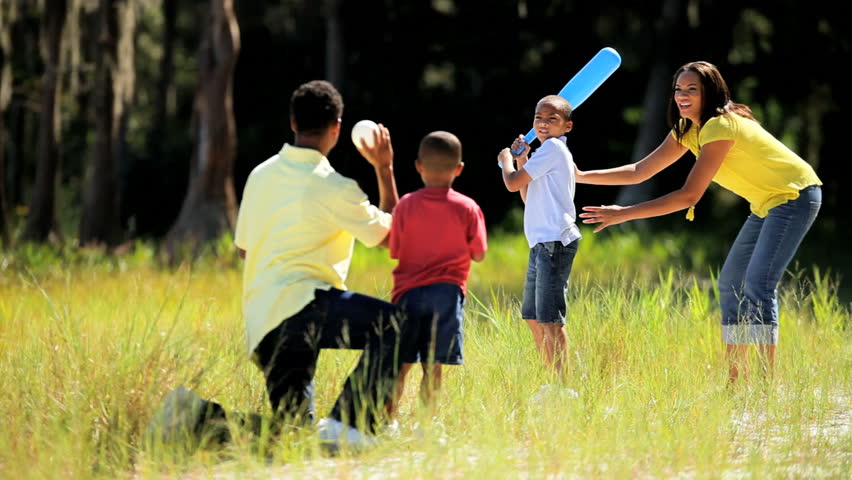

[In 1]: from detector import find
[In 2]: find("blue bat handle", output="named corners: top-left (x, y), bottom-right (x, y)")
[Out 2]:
top-left (509, 132), bottom-right (537, 156)
top-left (507, 47), bottom-right (621, 156)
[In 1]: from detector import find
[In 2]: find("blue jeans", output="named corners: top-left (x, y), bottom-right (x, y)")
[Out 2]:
top-left (252, 288), bottom-right (418, 433)
top-left (398, 283), bottom-right (465, 365)
top-left (718, 186), bottom-right (821, 345)
top-left (521, 240), bottom-right (579, 324)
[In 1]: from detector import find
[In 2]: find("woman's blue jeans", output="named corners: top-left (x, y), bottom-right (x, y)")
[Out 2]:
top-left (718, 186), bottom-right (821, 345)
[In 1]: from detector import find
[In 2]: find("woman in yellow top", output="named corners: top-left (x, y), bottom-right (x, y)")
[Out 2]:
top-left (577, 61), bottom-right (822, 383)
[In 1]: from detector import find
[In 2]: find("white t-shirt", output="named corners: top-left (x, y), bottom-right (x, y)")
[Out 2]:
top-left (521, 136), bottom-right (581, 248)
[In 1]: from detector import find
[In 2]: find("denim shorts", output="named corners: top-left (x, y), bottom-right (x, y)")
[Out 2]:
top-left (521, 240), bottom-right (579, 324)
top-left (718, 185), bottom-right (821, 345)
top-left (398, 283), bottom-right (464, 365)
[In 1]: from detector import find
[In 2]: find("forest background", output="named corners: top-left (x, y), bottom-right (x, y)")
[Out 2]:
top-left (1, 0), bottom-right (848, 296)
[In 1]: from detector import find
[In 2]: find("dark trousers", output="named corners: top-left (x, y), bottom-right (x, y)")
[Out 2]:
top-left (253, 288), bottom-right (416, 433)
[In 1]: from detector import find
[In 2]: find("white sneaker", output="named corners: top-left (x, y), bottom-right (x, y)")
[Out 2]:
top-left (317, 417), bottom-right (377, 453)
top-left (383, 419), bottom-right (401, 439)
top-left (531, 384), bottom-right (580, 403)
top-left (145, 386), bottom-right (208, 446)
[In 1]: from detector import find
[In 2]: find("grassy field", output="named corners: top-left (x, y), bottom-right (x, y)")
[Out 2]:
top-left (0, 229), bottom-right (849, 479)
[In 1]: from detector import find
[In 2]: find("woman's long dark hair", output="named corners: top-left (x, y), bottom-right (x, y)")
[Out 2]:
top-left (668, 61), bottom-right (756, 144)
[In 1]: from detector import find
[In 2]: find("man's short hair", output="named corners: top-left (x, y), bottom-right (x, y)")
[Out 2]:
top-left (418, 131), bottom-right (462, 172)
top-left (290, 80), bottom-right (344, 134)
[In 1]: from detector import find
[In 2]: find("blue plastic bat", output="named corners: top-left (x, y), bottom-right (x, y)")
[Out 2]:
top-left (507, 47), bottom-right (622, 157)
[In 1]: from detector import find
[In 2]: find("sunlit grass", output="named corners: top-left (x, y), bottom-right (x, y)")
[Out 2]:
top-left (0, 230), bottom-right (849, 479)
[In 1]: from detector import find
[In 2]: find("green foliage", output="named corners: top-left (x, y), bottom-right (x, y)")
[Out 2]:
top-left (0, 232), bottom-right (849, 478)
top-left (1, 230), bottom-right (241, 282)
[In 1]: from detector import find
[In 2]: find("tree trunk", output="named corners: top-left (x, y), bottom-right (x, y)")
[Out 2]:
top-left (0, 114), bottom-right (8, 248)
top-left (148, 0), bottom-right (176, 162)
top-left (324, 0), bottom-right (343, 87)
top-left (614, 0), bottom-right (686, 223)
top-left (79, 0), bottom-right (124, 247)
top-left (0, 2), bottom-right (13, 247)
top-left (21, 0), bottom-right (66, 243)
top-left (164, 0), bottom-right (240, 261)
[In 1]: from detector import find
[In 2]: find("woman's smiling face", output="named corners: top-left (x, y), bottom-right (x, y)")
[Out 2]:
top-left (674, 71), bottom-right (703, 125)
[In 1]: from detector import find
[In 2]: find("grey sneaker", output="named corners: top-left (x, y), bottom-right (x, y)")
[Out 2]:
top-left (145, 386), bottom-right (209, 447)
top-left (317, 417), bottom-right (377, 453)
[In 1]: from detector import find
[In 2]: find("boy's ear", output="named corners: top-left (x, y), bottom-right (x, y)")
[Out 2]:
top-left (290, 116), bottom-right (298, 133)
top-left (415, 158), bottom-right (424, 174)
top-left (564, 120), bottom-right (574, 133)
top-left (455, 162), bottom-right (465, 176)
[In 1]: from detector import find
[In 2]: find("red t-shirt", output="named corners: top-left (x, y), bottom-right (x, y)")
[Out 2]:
top-left (389, 188), bottom-right (488, 303)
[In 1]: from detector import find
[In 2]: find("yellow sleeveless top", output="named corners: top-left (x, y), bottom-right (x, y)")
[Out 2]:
top-left (673, 114), bottom-right (821, 218)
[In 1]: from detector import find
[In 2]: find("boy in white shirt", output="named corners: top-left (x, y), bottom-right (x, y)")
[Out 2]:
top-left (498, 95), bottom-right (581, 378)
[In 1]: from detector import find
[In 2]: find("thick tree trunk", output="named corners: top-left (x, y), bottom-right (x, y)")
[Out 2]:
top-left (21, 0), bottom-right (66, 243)
top-left (79, 0), bottom-right (123, 247)
top-left (614, 0), bottom-right (686, 221)
top-left (164, 0), bottom-right (239, 261)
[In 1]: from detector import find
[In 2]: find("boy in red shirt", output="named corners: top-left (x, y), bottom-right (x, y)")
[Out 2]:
top-left (387, 131), bottom-right (488, 416)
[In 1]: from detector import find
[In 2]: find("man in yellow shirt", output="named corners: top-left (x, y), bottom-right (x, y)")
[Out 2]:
top-left (233, 80), bottom-right (419, 449)
top-left (146, 81), bottom-right (414, 451)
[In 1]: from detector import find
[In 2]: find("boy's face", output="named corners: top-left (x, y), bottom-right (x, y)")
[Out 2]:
top-left (533, 101), bottom-right (573, 143)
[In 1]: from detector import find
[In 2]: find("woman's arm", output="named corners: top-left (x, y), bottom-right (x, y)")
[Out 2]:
top-left (579, 139), bottom-right (733, 232)
top-left (576, 134), bottom-right (689, 185)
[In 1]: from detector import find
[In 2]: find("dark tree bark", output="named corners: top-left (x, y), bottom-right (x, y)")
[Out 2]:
top-left (21, 0), bottom-right (66, 243)
top-left (0, 115), bottom-right (8, 248)
top-left (78, 0), bottom-right (123, 247)
top-left (0, 3), bottom-right (12, 247)
top-left (324, 0), bottom-right (343, 87)
top-left (164, 0), bottom-right (240, 260)
top-left (149, 0), bottom-right (177, 160)
top-left (614, 0), bottom-right (687, 219)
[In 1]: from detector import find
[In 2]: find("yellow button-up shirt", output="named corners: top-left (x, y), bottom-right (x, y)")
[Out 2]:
top-left (235, 144), bottom-right (392, 355)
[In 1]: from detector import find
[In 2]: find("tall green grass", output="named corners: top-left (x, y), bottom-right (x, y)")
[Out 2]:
top-left (1, 229), bottom-right (849, 479)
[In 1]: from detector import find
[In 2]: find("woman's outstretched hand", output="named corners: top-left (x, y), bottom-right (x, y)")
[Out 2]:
top-left (579, 205), bottom-right (628, 233)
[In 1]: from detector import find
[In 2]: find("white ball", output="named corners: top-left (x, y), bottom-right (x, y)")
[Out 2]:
top-left (351, 119), bottom-right (379, 148)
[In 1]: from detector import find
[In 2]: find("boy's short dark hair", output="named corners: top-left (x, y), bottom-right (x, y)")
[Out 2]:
top-left (290, 80), bottom-right (344, 134)
top-left (538, 95), bottom-right (573, 120)
top-left (418, 131), bottom-right (462, 172)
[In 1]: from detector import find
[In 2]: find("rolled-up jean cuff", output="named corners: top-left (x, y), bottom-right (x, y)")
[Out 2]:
top-left (723, 324), bottom-right (778, 345)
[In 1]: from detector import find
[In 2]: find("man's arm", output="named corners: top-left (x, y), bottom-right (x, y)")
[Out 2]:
top-left (355, 123), bottom-right (399, 213)
top-left (374, 165), bottom-right (399, 214)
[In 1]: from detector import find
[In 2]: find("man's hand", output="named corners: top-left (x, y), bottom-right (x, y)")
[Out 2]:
top-left (355, 123), bottom-right (393, 170)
